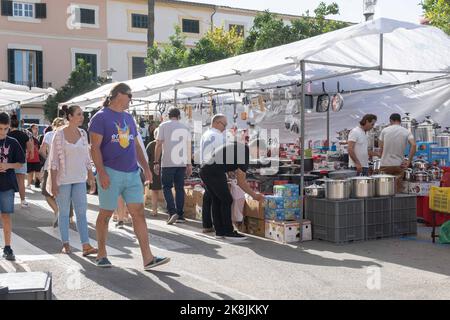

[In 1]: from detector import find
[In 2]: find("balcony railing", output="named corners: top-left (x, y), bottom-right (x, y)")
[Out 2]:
top-left (2, 80), bottom-right (53, 89)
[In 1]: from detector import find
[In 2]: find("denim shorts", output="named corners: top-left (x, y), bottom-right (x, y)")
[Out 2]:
top-left (0, 189), bottom-right (15, 214)
top-left (97, 167), bottom-right (144, 211)
top-left (15, 163), bottom-right (27, 175)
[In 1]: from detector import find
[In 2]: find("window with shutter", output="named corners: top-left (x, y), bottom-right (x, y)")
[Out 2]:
top-left (35, 3), bottom-right (46, 19)
top-left (1, 0), bottom-right (13, 16)
top-left (182, 19), bottom-right (200, 34)
top-left (132, 57), bottom-right (146, 79)
top-left (131, 13), bottom-right (148, 29)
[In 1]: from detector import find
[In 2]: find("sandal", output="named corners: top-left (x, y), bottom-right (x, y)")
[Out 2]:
top-left (82, 245), bottom-right (98, 257)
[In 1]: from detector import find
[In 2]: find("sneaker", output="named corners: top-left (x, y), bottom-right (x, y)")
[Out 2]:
top-left (167, 214), bottom-right (179, 225)
top-left (176, 217), bottom-right (186, 223)
top-left (35, 181), bottom-right (40, 189)
top-left (144, 256), bottom-right (170, 270)
top-left (223, 231), bottom-right (247, 242)
top-left (20, 200), bottom-right (29, 208)
top-left (2, 248), bottom-right (15, 261)
top-left (215, 234), bottom-right (225, 239)
top-left (115, 221), bottom-right (124, 229)
top-left (95, 257), bottom-right (112, 268)
top-left (203, 227), bottom-right (215, 233)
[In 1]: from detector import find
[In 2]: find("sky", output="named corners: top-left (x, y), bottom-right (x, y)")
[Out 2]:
top-left (183, 0), bottom-right (425, 24)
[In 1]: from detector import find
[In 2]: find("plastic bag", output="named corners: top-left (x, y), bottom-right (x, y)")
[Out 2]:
top-left (230, 180), bottom-right (245, 223)
top-left (439, 220), bottom-right (450, 244)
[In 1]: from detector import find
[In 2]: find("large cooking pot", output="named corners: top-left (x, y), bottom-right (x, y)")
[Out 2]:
top-left (415, 116), bottom-right (439, 142)
top-left (350, 177), bottom-right (375, 198)
top-left (324, 179), bottom-right (351, 200)
top-left (413, 159), bottom-right (429, 170)
top-left (404, 168), bottom-right (414, 181)
top-left (372, 175), bottom-right (396, 196)
top-left (413, 170), bottom-right (431, 182)
top-left (434, 128), bottom-right (450, 147)
top-left (428, 167), bottom-right (443, 181)
top-left (305, 184), bottom-right (325, 198)
top-left (328, 170), bottom-right (358, 180)
top-left (401, 113), bottom-right (417, 135)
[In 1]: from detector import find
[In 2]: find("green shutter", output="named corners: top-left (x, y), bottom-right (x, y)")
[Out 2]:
top-left (1, 0), bottom-right (13, 16)
top-left (7, 49), bottom-right (15, 84)
top-left (35, 3), bottom-right (47, 19)
top-left (36, 51), bottom-right (43, 88)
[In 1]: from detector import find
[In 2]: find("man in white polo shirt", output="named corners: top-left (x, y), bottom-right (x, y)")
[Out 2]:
top-left (348, 114), bottom-right (378, 176)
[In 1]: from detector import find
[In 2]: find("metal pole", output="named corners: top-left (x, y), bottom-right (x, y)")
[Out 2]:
top-left (300, 60), bottom-right (306, 218)
top-left (327, 106), bottom-right (330, 149)
top-left (174, 89), bottom-right (178, 107)
top-left (379, 33), bottom-right (384, 75)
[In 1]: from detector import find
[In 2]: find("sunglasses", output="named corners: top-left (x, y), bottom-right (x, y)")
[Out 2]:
top-left (119, 92), bottom-right (132, 99)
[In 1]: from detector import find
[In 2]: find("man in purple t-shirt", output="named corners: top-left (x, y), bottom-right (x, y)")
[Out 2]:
top-left (88, 83), bottom-right (170, 270)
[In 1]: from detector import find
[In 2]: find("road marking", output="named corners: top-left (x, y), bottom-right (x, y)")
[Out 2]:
top-left (0, 230), bottom-right (56, 262)
top-left (179, 270), bottom-right (258, 300)
top-left (38, 227), bottom-right (125, 256)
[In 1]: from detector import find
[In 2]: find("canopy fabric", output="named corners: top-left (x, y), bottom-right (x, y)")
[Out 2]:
top-left (64, 18), bottom-right (450, 141)
top-left (0, 81), bottom-right (57, 110)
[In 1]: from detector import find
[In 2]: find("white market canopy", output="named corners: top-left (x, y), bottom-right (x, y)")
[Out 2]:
top-left (65, 18), bottom-right (450, 139)
top-left (0, 81), bottom-right (57, 111)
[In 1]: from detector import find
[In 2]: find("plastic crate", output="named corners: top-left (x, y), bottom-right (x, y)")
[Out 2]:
top-left (306, 198), bottom-right (365, 243)
top-left (392, 220), bottom-right (417, 236)
top-left (392, 194), bottom-right (417, 211)
top-left (417, 196), bottom-right (450, 226)
top-left (313, 225), bottom-right (365, 244)
top-left (429, 187), bottom-right (450, 213)
top-left (0, 272), bottom-right (52, 300)
top-left (364, 197), bottom-right (392, 239)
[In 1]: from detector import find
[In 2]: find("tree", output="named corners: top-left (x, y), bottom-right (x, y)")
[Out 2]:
top-left (187, 27), bottom-right (244, 65)
top-left (44, 59), bottom-right (106, 121)
top-left (241, 2), bottom-right (350, 53)
top-left (145, 26), bottom-right (189, 74)
top-left (421, 0), bottom-right (450, 35)
top-left (147, 0), bottom-right (155, 49)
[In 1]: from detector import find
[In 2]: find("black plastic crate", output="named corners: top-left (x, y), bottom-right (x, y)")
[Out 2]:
top-left (364, 197), bottom-right (392, 239)
top-left (392, 220), bottom-right (417, 236)
top-left (313, 225), bottom-right (365, 244)
top-left (305, 198), bottom-right (365, 228)
top-left (392, 194), bottom-right (417, 211)
top-left (366, 223), bottom-right (392, 240)
top-left (0, 272), bottom-right (52, 300)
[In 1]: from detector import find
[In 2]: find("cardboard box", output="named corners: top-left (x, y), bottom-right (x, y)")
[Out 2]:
top-left (184, 187), bottom-right (195, 208)
top-left (265, 220), bottom-right (300, 244)
top-left (404, 181), bottom-right (440, 196)
top-left (195, 204), bottom-right (203, 221)
top-left (244, 217), bottom-right (265, 237)
top-left (244, 197), bottom-right (265, 220)
top-left (193, 188), bottom-right (205, 206)
top-left (299, 219), bottom-right (312, 242)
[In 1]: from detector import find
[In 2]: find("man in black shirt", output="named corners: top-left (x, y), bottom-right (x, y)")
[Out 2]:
top-left (7, 115), bottom-right (32, 208)
top-left (0, 112), bottom-right (26, 261)
top-left (200, 140), bottom-right (265, 240)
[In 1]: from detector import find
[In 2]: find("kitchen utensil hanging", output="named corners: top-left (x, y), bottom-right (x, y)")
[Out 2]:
top-left (331, 81), bottom-right (344, 112)
top-left (316, 82), bottom-right (330, 113)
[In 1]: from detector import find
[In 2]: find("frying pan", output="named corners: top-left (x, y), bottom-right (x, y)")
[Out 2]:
top-left (331, 82), bottom-right (344, 112)
top-left (316, 82), bottom-right (329, 113)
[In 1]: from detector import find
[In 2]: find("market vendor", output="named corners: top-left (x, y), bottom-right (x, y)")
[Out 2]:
top-left (199, 140), bottom-right (265, 241)
top-left (379, 113), bottom-right (417, 192)
top-left (348, 114), bottom-right (378, 175)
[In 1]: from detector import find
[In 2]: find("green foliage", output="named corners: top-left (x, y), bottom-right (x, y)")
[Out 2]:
top-left (145, 2), bottom-right (350, 74)
top-left (44, 59), bottom-right (106, 121)
top-left (421, 0), bottom-right (450, 35)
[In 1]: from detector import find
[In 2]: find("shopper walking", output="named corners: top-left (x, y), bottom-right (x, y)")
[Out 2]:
top-left (200, 114), bottom-right (227, 233)
top-left (7, 115), bottom-right (32, 208)
top-left (89, 83), bottom-right (170, 269)
top-left (146, 128), bottom-right (162, 216)
top-left (379, 113), bottom-right (417, 192)
top-left (200, 140), bottom-right (265, 241)
top-left (27, 124), bottom-right (42, 188)
top-left (47, 105), bottom-right (97, 256)
top-left (0, 112), bottom-right (26, 261)
top-left (154, 108), bottom-right (192, 225)
top-left (348, 114), bottom-right (377, 176)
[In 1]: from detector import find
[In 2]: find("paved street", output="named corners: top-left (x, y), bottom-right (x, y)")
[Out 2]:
top-left (1, 187), bottom-right (450, 300)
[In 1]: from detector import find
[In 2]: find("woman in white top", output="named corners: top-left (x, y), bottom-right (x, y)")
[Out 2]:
top-left (48, 105), bottom-right (97, 256)
top-left (39, 118), bottom-right (66, 227)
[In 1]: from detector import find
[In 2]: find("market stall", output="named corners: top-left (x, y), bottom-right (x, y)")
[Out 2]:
top-left (65, 18), bottom-right (450, 244)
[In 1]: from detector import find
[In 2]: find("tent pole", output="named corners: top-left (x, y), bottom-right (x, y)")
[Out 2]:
top-left (380, 33), bottom-right (384, 75)
top-left (300, 60), bottom-right (306, 219)
top-left (174, 89), bottom-right (178, 107)
top-left (327, 106), bottom-right (330, 149)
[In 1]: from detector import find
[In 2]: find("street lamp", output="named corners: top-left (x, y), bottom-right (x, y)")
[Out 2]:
top-left (103, 68), bottom-right (117, 82)
top-left (363, 0), bottom-right (377, 21)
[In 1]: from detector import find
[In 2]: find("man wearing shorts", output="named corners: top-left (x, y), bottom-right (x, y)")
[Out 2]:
top-left (89, 83), bottom-right (170, 270)
top-left (0, 112), bottom-right (26, 261)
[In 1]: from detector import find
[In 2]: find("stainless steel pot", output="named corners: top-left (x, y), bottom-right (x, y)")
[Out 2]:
top-left (434, 130), bottom-right (450, 147)
top-left (415, 116), bottom-right (439, 142)
top-left (401, 113), bottom-right (417, 136)
top-left (350, 177), bottom-right (375, 198)
top-left (414, 170), bottom-right (431, 182)
top-left (305, 184), bottom-right (325, 198)
top-left (324, 179), bottom-right (351, 200)
top-left (372, 175), bottom-right (396, 196)
top-left (413, 159), bottom-right (429, 170)
top-left (428, 167), bottom-right (443, 181)
top-left (404, 168), bottom-right (414, 181)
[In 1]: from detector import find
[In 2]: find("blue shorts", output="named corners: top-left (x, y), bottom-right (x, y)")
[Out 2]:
top-left (0, 189), bottom-right (15, 214)
top-left (97, 167), bottom-right (144, 211)
top-left (15, 163), bottom-right (27, 175)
